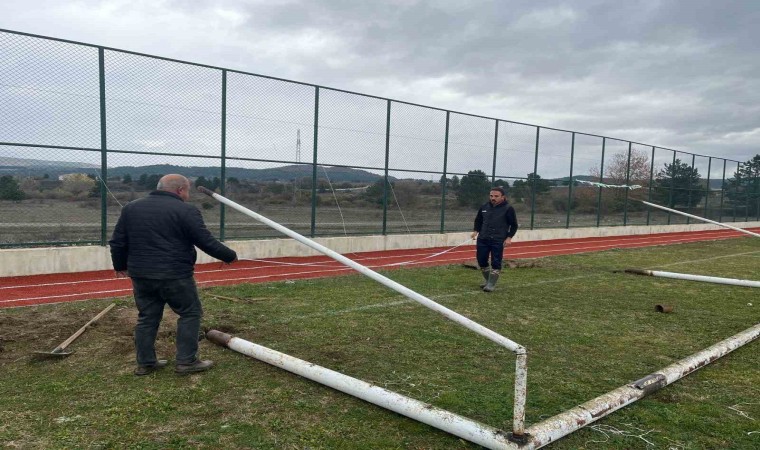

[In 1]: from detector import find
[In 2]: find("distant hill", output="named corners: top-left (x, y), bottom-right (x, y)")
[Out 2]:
top-left (0, 157), bottom-right (99, 168)
top-left (0, 157), bottom-right (99, 177)
top-left (0, 158), bottom-right (387, 183)
top-left (108, 164), bottom-right (388, 183)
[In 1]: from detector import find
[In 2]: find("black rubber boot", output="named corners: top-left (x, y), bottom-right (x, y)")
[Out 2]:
top-left (483, 271), bottom-right (500, 292)
top-left (480, 268), bottom-right (491, 288)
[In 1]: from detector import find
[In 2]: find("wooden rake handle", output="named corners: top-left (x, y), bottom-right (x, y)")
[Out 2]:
top-left (53, 303), bottom-right (116, 352)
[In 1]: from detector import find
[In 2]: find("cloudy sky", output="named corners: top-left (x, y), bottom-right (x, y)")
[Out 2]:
top-left (1, 0), bottom-right (759, 174)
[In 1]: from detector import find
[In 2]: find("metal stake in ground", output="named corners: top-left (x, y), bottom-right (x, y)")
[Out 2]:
top-left (34, 303), bottom-right (115, 358)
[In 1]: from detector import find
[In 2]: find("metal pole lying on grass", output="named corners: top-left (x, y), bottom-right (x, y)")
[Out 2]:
top-left (197, 186), bottom-right (529, 439)
top-left (523, 322), bottom-right (760, 448)
top-left (207, 330), bottom-right (518, 449)
top-left (208, 323), bottom-right (760, 450)
top-left (641, 200), bottom-right (760, 238)
top-left (625, 269), bottom-right (760, 288)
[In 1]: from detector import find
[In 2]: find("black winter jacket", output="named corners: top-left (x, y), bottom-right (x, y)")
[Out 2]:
top-left (473, 200), bottom-right (519, 241)
top-left (109, 191), bottom-right (237, 279)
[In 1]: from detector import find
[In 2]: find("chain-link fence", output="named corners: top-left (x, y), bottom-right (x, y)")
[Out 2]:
top-left (2, 28), bottom-right (759, 247)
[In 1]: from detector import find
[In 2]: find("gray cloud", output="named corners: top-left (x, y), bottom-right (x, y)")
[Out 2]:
top-left (1, 0), bottom-right (759, 165)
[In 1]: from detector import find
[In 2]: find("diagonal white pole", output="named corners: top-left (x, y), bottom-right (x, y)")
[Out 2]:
top-left (199, 187), bottom-right (524, 353)
top-left (641, 200), bottom-right (760, 238)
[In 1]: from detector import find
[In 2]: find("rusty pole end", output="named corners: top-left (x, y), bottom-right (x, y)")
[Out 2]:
top-left (197, 186), bottom-right (215, 196)
top-left (625, 268), bottom-right (653, 276)
top-left (206, 330), bottom-right (233, 347)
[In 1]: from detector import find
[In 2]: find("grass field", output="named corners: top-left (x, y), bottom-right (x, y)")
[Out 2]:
top-left (1, 238), bottom-right (758, 449)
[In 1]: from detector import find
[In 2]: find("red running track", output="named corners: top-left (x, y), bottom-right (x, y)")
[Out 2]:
top-left (1, 228), bottom-right (757, 309)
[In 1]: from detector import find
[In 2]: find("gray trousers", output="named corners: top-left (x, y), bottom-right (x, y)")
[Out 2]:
top-left (131, 277), bottom-right (202, 366)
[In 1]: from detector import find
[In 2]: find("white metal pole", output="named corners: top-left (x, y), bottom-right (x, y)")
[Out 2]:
top-left (625, 269), bottom-right (760, 288)
top-left (207, 330), bottom-right (521, 450)
top-left (523, 322), bottom-right (760, 448)
top-left (512, 351), bottom-right (528, 440)
top-left (199, 187), bottom-right (524, 353)
top-left (641, 200), bottom-right (760, 238)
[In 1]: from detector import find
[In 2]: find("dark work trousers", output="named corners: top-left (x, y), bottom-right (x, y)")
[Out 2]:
top-left (131, 276), bottom-right (202, 366)
top-left (476, 238), bottom-right (505, 271)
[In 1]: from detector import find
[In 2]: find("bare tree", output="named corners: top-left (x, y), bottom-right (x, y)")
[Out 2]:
top-left (590, 149), bottom-right (651, 185)
top-left (589, 149), bottom-right (651, 211)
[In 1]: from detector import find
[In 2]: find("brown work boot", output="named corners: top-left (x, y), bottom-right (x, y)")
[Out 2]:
top-left (134, 359), bottom-right (168, 376)
top-left (175, 359), bottom-right (214, 375)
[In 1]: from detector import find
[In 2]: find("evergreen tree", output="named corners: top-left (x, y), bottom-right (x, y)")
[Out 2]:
top-left (362, 179), bottom-right (387, 205)
top-left (145, 174), bottom-right (162, 189)
top-left (457, 170), bottom-right (491, 208)
top-left (526, 173), bottom-right (551, 195)
top-left (450, 175), bottom-right (460, 191)
top-left (654, 159), bottom-right (704, 207)
top-left (493, 178), bottom-right (510, 191)
top-left (725, 154), bottom-right (760, 216)
top-left (0, 176), bottom-right (25, 201)
top-left (510, 173), bottom-right (549, 204)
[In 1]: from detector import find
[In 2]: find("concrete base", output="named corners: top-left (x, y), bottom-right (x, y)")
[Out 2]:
top-left (1, 222), bottom-right (758, 277)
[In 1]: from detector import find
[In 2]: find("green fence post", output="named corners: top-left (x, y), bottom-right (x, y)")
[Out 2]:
top-left (756, 176), bottom-right (760, 222)
top-left (667, 151), bottom-right (676, 224)
top-left (646, 146), bottom-right (655, 225)
top-left (756, 176), bottom-right (760, 221)
top-left (686, 154), bottom-right (695, 224)
top-left (623, 142), bottom-right (632, 226)
top-left (382, 99), bottom-right (391, 235)
top-left (98, 47), bottom-right (108, 246)
top-left (596, 138), bottom-right (606, 227)
top-left (719, 159), bottom-right (726, 222)
top-left (530, 127), bottom-right (540, 230)
top-left (440, 111), bottom-right (450, 233)
top-left (566, 132), bottom-right (575, 228)
top-left (744, 163), bottom-right (750, 222)
top-left (219, 69), bottom-right (227, 241)
top-left (311, 86), bottom-right (319, 237)
top-left (733, 162), bottom-right (739, 222)
top-left (704, 157), bottom-right (712, 219)
top-left (491, 120), bottom-right (499, 184)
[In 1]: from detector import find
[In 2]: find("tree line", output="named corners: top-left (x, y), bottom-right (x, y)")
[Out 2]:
top-left (2, 155), bottom-right (759, 217)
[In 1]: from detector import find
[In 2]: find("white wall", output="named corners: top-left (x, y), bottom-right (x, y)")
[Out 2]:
top-left (1, 222), bottom-right (758, 277)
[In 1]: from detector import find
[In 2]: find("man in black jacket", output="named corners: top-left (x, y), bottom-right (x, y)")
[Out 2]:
top-left (471, 187), bottom-right (518, 292)
top-left (109, 174), bottom-right (237, 376)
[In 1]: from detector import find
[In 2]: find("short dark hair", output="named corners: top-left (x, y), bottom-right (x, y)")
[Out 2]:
top-left (490, 187), bottom-right (505, 196)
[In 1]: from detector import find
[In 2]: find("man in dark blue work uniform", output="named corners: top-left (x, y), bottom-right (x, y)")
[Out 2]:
top-left (110, 174), bottom-right (237, 376)
top-left (471, 187), bottom-right (519, 292)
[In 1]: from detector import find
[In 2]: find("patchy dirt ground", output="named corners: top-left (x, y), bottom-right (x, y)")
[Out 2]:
top-left (0, 300), bottom-right (181, 366)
